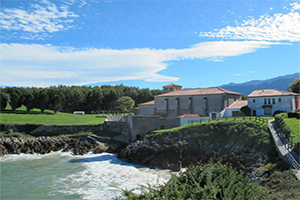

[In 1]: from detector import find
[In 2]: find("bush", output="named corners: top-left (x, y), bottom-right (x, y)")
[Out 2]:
top-left (273, 110), bottom-right (285, 116)
top-left (240, 106), bottom-right (251, 116)
top-left (275, 113), bottom-right (292, 141)
top-left (288, 112), bottom-right (300, 119)
top-left (116, 161), bottom-right (267, 200)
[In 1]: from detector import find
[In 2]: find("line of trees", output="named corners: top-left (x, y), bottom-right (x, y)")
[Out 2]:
top-left (0, 85), bottom-right (162, 114)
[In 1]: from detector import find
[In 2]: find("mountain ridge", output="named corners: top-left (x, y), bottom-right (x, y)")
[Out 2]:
top-left (218, 73), bottom-right (299, 96)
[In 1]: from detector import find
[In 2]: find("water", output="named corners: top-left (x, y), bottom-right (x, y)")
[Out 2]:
top-left (0, 152), bottom-right (171, 200)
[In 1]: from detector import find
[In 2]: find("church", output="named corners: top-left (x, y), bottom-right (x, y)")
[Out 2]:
top-left (137, 83), bottom-right (242, 119)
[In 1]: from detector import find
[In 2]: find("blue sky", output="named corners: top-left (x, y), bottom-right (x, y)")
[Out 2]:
top-left (0, 0), bottom-right (299, 89)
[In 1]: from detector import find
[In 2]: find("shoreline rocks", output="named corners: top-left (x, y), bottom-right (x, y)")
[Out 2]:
top-left (0, 135), bottom-right (127, 156)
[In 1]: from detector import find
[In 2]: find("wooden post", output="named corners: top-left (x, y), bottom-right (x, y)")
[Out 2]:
top-left (200, 119), bottom-right (202, 123)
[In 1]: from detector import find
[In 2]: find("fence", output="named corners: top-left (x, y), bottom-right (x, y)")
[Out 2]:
top-left (106, 115), bottom-right (128, 122)
top-left (268, 120), bottom-right (300, 170)
top-left (188, 116), bottom-right (268, 127)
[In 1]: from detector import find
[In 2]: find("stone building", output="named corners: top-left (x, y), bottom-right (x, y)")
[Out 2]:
top-left (137, 84), bottom-right (242, 119)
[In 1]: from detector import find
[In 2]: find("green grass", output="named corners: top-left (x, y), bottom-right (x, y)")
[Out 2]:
top-left (284, 118), bottom-right (300, 143)
top-left (154, 116), bottom-right (273, 133)
top-left (0, 105), bottom-right (107, 125)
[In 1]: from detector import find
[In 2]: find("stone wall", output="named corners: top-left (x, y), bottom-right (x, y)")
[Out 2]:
top-left (129, 115), bottom-right (180, 141)
top-left (103, 121), bottom-right (129, 137)
top-left (154, 94), bottom-right (241, 117)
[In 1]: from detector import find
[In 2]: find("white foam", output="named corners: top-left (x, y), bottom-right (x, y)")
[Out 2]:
top-left (55, 152), bottom-right (171, 200)
top-left (0, 150), bottom-right (72, 162)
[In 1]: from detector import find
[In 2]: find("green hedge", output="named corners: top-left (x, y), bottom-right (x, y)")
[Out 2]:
top-left (275, 113), bottom-right (292, 141)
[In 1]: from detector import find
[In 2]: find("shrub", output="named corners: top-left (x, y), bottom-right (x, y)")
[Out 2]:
top-left (240, 106), bottom-right (251, 116)
top-left (273, 110), bottom-right (285, 116)
top-left (275, 113), bottom-right (292, 141)
top-left (116, 161), bottom-right (268, 200)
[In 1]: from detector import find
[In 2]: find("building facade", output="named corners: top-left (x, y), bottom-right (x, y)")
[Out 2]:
top-left (247, 89), bottom-right (300, 116)
top-left (137, 84), bottom-right (242, 118)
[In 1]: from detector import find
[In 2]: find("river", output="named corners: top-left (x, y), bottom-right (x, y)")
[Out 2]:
top-left (0, 151), bottom-right (171, 200)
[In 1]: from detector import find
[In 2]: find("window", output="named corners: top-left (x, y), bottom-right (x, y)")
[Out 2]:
top-left (268, 99), bottom-right (271, 104)
top-left (279, 98), bottom-right (282, 103)
top-left (253, 99), bottom-right (256, 103)
top-left (273, 98), bottom-right (275, 104)
top-left (264, 99), bottom-right (267, 104)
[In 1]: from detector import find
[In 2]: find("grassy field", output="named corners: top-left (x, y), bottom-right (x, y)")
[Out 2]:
top-left (284, 118), bottom-right (300, 143)
top-left (0, 105), bottom-right (107, 125)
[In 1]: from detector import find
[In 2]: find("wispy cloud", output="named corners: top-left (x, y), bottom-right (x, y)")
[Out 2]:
top-left (199, 2), bottom-right (300, 42)
top-left (0, 0), bottom-right (78, 39)
top-left (0, 41), bottom-right (281, 87)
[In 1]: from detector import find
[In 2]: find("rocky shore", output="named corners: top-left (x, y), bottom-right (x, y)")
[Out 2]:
top-left (0, 135), bottom-right (127, 156)
top-left (118, 122), bottom-right (277, 182)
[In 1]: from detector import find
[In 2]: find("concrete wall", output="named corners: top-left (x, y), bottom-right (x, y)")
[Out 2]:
top-left (154, 94), bottom-right (241, 117)
top-left (248, 96), bottom-right (298, 116)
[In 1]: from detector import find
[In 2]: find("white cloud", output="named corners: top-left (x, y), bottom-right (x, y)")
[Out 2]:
top-left (199, 2), bottom-right (300, 42)
top-left (0, 0), bottom-right (78, 38)
top-left (0, 41), bottom-right (281, 87)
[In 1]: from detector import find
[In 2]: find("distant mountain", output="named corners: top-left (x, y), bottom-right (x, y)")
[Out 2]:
top-left (219, 73), bottom-right (300, 96)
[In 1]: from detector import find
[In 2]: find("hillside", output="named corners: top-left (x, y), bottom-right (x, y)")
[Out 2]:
top-left (219, 73), bottom-right (299, 96)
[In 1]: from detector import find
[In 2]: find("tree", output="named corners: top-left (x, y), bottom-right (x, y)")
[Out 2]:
top-left (6, 88), bottom-right (22, 112)
top-left (240, 106), bottom-right (251, 116)
top-left (102, 86), bottom-right (118, 110)
top-left (115, 96), bottom-right (135, 112)
top-left (288, 77), bottom-right (300, 93)
top-left (85, 86), bottom-right (103, 113)
top-left (36, 89), bottom-right (49, 114)
top-left (22, 89), bottom-right (34, 113)
top-left (0, 91), bottom-right (10, 110)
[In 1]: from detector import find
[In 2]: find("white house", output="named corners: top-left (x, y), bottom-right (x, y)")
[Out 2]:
top-left (178, 114), bottom-right (210, 126)
top-left (220, 100), bottom-right (248, 118)
top-left (247, 89), bottom-right (300, 116)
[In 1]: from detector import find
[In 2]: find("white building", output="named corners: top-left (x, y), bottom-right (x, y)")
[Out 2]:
top-left (247, 89), bottom-right (300, 116)
top-left (220, 100), bottom-right (248, 118)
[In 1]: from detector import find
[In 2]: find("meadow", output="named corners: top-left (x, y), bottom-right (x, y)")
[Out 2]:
top-left (0, 105), bottom-right (107, 125)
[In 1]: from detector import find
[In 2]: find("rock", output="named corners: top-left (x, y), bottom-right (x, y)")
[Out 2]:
top-left (0, 134), bottom-right (126, 156)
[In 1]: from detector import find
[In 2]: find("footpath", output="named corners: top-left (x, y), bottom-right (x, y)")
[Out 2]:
top-left (268, 119), bottom-right (300, 179)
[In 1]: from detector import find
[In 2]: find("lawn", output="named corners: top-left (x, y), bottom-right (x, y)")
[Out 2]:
top-left (154, 116), bottom-right (273, 133)
top-left (284, 118), bottom-right (300, 144)
top-left (0, 105), bottom-right (107, 125)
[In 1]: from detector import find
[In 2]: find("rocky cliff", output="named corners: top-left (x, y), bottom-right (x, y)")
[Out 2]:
top-left (119, 121), bottom-right (276, 175)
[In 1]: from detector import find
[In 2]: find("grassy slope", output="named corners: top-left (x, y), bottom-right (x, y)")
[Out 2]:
top-left (284, 118), bottom-right (300, 143)
top-left (0, 105), bottom-right (107, 125)
top-left (154, 116), bottom-right (273, 133)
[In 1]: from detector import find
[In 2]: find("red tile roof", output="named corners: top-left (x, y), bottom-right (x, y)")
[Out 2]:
top-left (152, 113), bottom-right (166, 117)
top-left (138, 100), bottom-right (155, 106)
top-left (227, 100), bottom-right (248, 109)
top-left (155, 87), bottom-right (241, 97)
top-left (248, 89), bottom-right (299, 97)
top-left (178, 114), bottom-right (207, 118)
top-left (163, 83), bottom-right (182, 88)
